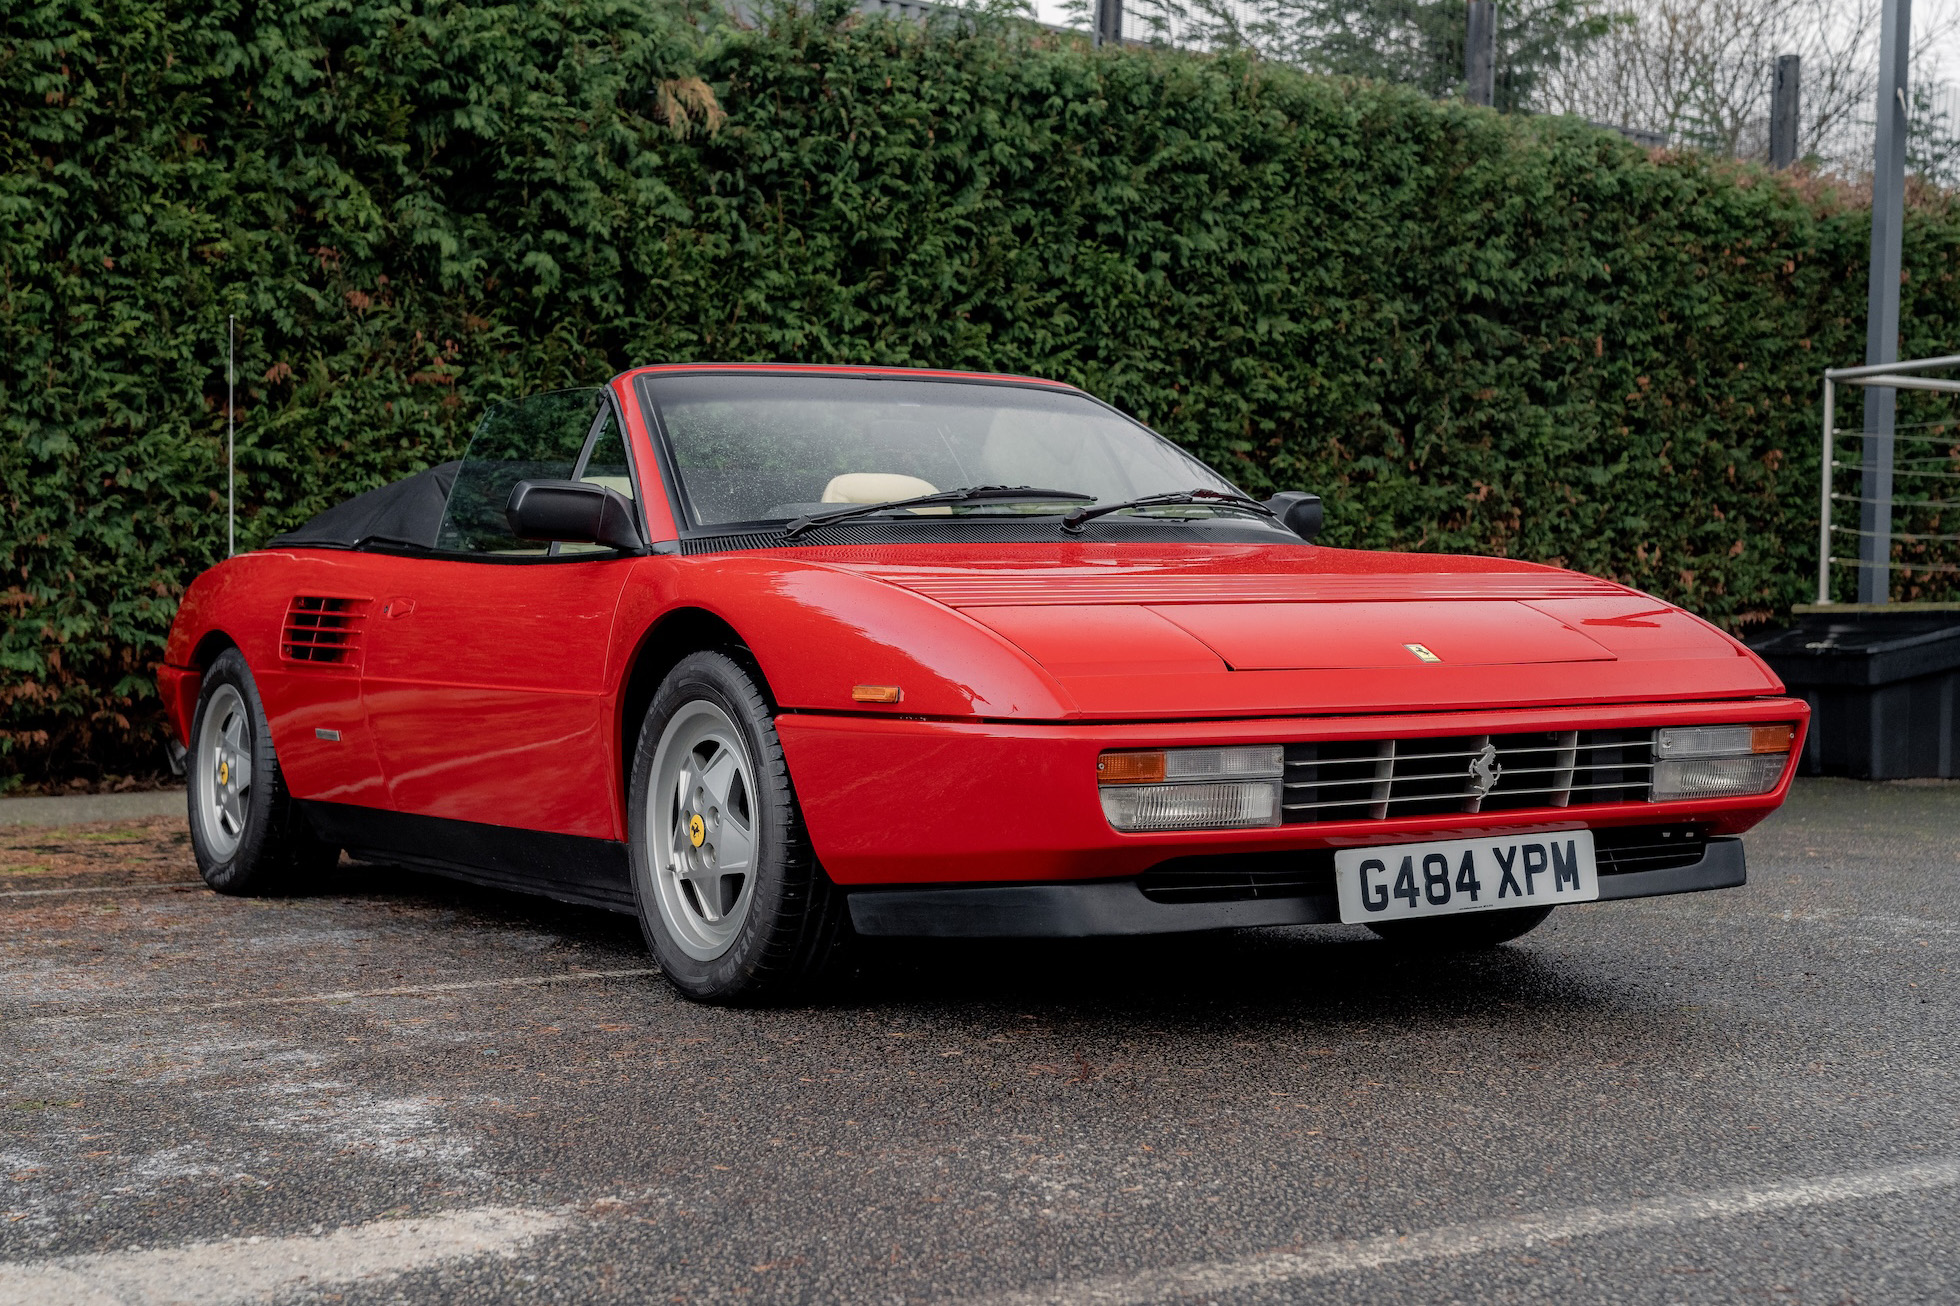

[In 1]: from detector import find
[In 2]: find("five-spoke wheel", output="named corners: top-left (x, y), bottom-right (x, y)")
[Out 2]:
top-left (628, 651), bottom-right (847, 1003)
top-left (194, 682), bottom-right (255, 861)
top-left (650, 700), bottom-right (760, 961)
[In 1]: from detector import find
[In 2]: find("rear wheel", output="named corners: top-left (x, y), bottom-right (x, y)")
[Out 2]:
top-left (187, 648), bottom-right (338, 894)
top-left (628, 651), bottom-right (847, 1004)
top-left (1367, 906), bottom-right (1554, 950)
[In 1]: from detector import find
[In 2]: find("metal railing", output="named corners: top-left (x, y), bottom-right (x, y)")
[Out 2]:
top-left (1817, 353), bottom-right (1960, 604)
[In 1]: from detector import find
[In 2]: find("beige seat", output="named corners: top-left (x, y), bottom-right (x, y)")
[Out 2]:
top-left (818, 472), bottom-right (950, 515)
top-left (820, 472), bottom-right (938, 503)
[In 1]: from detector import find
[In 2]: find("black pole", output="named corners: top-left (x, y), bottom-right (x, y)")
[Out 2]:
top-left (1465, 2), bottom-right (1496, 106)
top-left (1770, 54), bottom-right (1801, 170)
top-left (1093, 0), bottom-right (1121, 47)
top-left (1860, 0), bottom-right (1910, 604)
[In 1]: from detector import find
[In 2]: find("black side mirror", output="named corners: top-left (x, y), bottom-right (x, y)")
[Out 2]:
top-left (1264, 491), bottom-right (1323, 543)
top-left (506, 480), bottom-right (644, 552)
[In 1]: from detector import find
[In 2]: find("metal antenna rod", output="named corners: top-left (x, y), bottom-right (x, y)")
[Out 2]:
top-left (227, 315), bottom-right (236, 559)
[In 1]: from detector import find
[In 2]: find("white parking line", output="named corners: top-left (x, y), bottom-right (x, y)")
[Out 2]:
top-left (21, 968), bottom-right (661, 1024)
top-left (0, 881), bottom-right (207, 899)
top-left (0, 1204), bottom-right (566, 1305)
top-left (967, 1155), bottom-right (1960, 1306)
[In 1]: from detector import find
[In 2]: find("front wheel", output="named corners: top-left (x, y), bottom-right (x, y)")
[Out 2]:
top-left (1367, 905), bottom-right (1554, 950)
top-left (627, 651), bottom-right (847, 1004)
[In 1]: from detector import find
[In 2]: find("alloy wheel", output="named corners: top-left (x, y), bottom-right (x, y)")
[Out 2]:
top-left (195, 683), bottom-right (254, 860)
top-left (648, 700), bottom-right (760, 961)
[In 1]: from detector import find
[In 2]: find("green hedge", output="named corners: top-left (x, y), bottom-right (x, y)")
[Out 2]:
top-left (5, 0), bottom-right (1958, 785)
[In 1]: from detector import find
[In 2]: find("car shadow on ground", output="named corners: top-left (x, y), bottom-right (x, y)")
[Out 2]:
top-left (843, 927), bottom-right (1624, 1021)
top-left (327, 859), bottom-right (1636, 1036)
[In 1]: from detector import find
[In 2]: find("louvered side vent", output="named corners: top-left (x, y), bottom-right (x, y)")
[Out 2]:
top-left (1281, 729), bottom-right (1655, 824)
top-left (282, 596), bottom-right (371, 668)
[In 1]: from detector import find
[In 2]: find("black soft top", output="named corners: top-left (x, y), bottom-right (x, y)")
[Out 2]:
top-left (268, 462), bottom-right (460, 551)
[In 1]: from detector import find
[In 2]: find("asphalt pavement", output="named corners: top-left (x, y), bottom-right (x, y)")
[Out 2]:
top-left (0, 789), bottom-right (186, 827)
top-left (2, 777), bottom-right (1957, 1304)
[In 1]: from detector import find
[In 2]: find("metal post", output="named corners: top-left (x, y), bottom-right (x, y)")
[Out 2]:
top-left (1770, 54), bottom-right (1801, 170)
top-left (1818, 377), bottom-right (1834, 604)
top-left (227, 314), bottom-right (235, 559)
top-left (1093, 0), bottom-right (1120, 47)
top-left (1465, 2), bottom-right (1496, 107)
top-left (1860, 0), bottom-right (1910, 604)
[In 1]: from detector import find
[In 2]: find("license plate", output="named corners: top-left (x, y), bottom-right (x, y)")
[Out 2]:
top-left (1334, 830), bottom-right (1599, 924)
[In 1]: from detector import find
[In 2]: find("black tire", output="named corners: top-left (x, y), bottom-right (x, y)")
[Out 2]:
top-left (627, 651), bottom-right (848, 1004)
top-left (1367, 905), bottom-right (1554, 950)
top-left (186, 648), bottom-right (338, 895)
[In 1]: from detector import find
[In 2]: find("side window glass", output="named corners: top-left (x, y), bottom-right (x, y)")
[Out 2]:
top-left (436, 388), bottom-right (604, 554)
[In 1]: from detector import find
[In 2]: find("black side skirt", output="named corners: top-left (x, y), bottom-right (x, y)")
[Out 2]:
top-left (299, 801), bottom-right (635, 914)
top-left (846, 837), bottom-right (1747, 939)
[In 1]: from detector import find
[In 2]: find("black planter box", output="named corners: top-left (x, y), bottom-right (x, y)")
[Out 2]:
top-left (1746, 607), bottom-right (1960, 779)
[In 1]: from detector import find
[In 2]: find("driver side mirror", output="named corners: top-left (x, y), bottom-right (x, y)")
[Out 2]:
top-left (506, 480), bottom-right (644, 552)
top-left (1264, 491), bottom-right (1323, 543)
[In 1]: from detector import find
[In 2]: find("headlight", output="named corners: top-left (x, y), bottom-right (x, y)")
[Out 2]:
top-left (1098, 746), bottom-right (1283, 832)
top-left (1652, 723), bottom-right (1794, 799)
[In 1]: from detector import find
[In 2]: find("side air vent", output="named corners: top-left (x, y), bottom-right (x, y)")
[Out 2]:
top-left (282, 596), bottom-right (371, 667)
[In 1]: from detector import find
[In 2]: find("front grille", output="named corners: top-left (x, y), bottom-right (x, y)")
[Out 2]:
top-left (1282, 728), bottom-right (1654, 824)
top-left (1139, 851), bottom-right (1336, 903)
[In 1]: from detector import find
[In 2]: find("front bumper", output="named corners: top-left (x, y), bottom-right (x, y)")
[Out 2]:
top-left (847, 834), bottom-right (1747, 938)
top-left (777, 700), bottom-right (1807, 887)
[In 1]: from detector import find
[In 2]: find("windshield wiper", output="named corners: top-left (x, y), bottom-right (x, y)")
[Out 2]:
top-left (782, 486), bottom-right (1093, 540)
top-left (1059, 489), bottom-right (1276, 534)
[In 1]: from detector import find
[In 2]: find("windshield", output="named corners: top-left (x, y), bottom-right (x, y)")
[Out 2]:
top-left (644, 375), bottom-right (1246, 528)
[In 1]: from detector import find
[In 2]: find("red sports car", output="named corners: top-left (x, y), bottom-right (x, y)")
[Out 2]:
top-left (161, 366), bottom-right (1807, 1002)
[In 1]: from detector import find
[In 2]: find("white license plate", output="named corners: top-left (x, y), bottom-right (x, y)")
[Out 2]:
top-left (1334, 830), bottom-right (1599, 924)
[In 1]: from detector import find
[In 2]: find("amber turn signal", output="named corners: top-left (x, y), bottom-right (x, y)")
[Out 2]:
top-left (1750, 723), bottom-right (1797, 754)
top-left (1097, 750), bottom-right (1168, 785)
top-left (851, 685), bottom-right (903, 704)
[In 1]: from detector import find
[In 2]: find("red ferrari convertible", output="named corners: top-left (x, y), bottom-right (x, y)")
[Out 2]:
top-left (162, 365), bottom-right (1807, 1002)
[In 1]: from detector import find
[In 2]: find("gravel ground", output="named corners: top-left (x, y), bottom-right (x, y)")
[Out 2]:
top-left (2, 777), bottom-right (1956, 1304)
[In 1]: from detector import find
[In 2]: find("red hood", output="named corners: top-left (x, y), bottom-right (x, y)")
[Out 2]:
top-left (817, 544), bottom-right (1782, 718)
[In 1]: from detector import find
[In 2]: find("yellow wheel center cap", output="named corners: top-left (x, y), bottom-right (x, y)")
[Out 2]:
top-left (687, 813), bottom-right (706, 848)
top-left (218, 760), bottom-right (230, 786)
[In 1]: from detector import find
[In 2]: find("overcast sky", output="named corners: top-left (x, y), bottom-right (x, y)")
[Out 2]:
top-left (1022, 0), bottom-right (1960, 87)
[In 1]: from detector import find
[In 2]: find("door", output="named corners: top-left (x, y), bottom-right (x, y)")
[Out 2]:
top-left (359, 389), bottom-right (641, 840)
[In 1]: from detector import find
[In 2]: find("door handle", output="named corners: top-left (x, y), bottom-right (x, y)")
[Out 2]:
top-left (380, 597), bottom-right (416, 619)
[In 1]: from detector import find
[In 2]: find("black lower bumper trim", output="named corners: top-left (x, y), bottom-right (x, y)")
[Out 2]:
top-left (1593, 834), bottom-right (1745, 901)
top-left (846, 837), bottom-right (1746, 938)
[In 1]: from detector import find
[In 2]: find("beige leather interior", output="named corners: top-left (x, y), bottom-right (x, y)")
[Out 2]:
top-left (821, 472), bottom-right (938, 503)
top-left (818, 472), bottom-right (950, 515)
